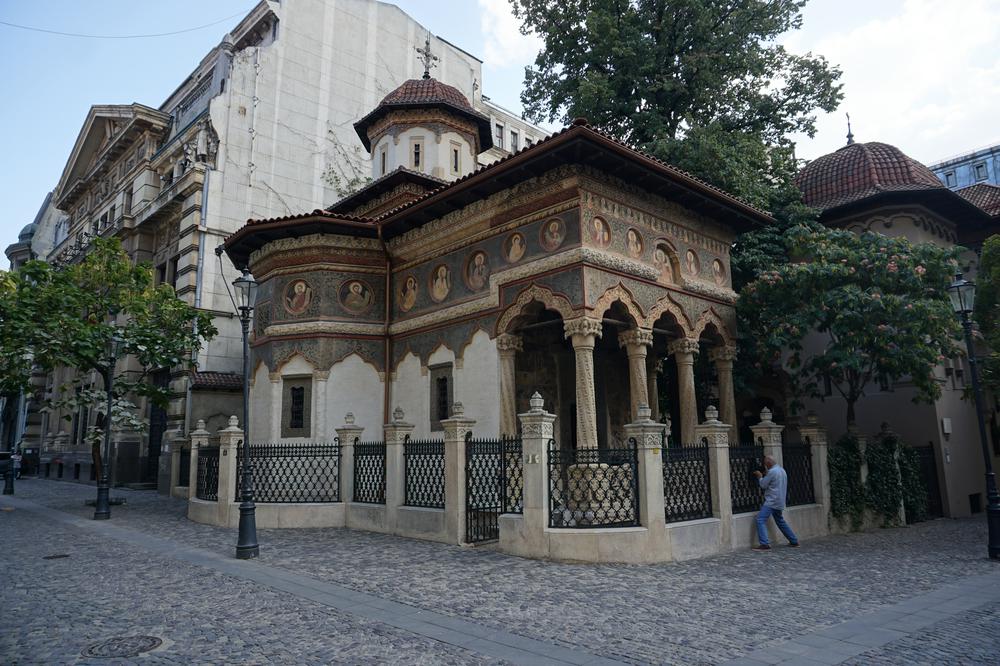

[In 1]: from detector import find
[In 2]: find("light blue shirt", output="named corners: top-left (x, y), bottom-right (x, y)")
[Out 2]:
top-left (758, 464), bottom-right (787, 510)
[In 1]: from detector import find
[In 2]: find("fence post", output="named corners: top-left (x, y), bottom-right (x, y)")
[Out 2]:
top-left (442, 402), bottom-right (476, 545)
top-left (695, 406), bottom-right (733, 548)
top-left (517, 392), bottom-right (556, 547)
top-left (624, 405), bottom-right (667, 538)
top-left (168, 430), bottom-right (186, 496)
top-left (383, 406), bottom-right (414, 533)
top-left (799, 413), bottom-right (830, 510)
top-left (750, 408), bottom-right (784, 466)
top-left (188, 421), bottom-right (209, 500)
top-left (335, 412), bottom-right (364, 506)
top-left (216, 416), bottom-right (243, 526)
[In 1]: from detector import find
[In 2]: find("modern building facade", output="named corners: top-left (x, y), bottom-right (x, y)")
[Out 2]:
top-left (930, 143), bottom-right (1000, 190)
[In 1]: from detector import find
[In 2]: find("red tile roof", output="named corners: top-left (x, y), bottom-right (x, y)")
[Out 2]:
top-left (190, 371), bottom-right (242, 391)
top-left (956, 183), bottom-right (1000, 217)
top-left (796, 142), bottom-right (945, 211)
top-left (379, 78), bottom-right (477, 113)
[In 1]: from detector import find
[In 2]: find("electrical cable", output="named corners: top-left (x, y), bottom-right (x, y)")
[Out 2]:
top-left (0, 8), bottom-right (252, 40)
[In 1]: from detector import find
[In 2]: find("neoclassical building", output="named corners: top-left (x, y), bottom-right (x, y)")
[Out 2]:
top-left (224, 76), bottom-right (771, 450)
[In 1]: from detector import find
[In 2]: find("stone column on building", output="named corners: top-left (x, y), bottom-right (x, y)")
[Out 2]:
top-left (335, 412), bottom-right (364, 509)
top-left (167, 429), bottom-right (187, 497)
top-left (564, 317), bottom-right (603, 449)
top-left (216, 416), bottom-right (243, 527)
top-left (624, 405), bottom-right (668, 541)
top-left (646, 355), bottom-right (660, 421)
top-left (750, 408), bottom-right (784, 466)
top-left (619, 329), bottom-right (654, 421)
top-left (668, 338), bottom-right (701, 444)
top-left (496, 333), bottom-right (522, 436)
top-left (798, 412), bottom-right (830, 510)
top-left (709, 345), bottom-right (738, 438)
top-left (442, 402), bottom-right (476, 544)
top-left (383, 407), bottom-right (415, 534)
top-left (512, 392), bottom-right (557, 554)
top-left (188, 420), bottom-right (209, 500)
top-left (695, 406), bottom-right (733, 548)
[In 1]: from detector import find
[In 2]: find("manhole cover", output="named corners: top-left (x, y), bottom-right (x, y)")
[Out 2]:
top-left (82, 636), bottom-right (162, 658)
top-left (42, 554), bottom-right (70, 560)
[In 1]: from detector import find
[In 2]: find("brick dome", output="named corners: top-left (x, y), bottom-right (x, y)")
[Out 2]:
top-left (796, 142), bottom-right (944, 211)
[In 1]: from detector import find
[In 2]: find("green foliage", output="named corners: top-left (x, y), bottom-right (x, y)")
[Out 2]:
top-left (898, 445), bottom-right (927, 524)
top-left (976, 235), bottom-right (1000, 393)
top-left (0, 238), bottom-right (217, 435)
top-left (828, 433), bottom-right (864, 529)
top-left (511, 0), bottom-right (843, 209)
top-left (865, 429), bottom-right (903, 527)
top-left (740, 227), bottom-right (961, 427)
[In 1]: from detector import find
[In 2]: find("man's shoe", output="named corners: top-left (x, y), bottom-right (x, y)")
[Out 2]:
top-left (788, 542), bottom-right (800, 548)
top-left (751, 545), bottom-right (771, 552)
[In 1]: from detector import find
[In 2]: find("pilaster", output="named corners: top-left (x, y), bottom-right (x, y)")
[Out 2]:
top-left (216, 416), bottom-right (243, 526)
top-left (694, 406), bottom-right (733, 548)
top-left (335, 412), bottom-right (364, 506)
top-left (188, 420), bottom-right (210, 501)
top-left (383, 406), bottom-right (415, 533)
top-left (517, 392), bottom-right (557, 549)
top-left (441, 402), bottom-right (476, 544)
top-left (750, 407), bottom-right (784, 466)
top-left (799, 413), bottom-right (830, 510)
top-left (624, 405), bottom-right (667, 540)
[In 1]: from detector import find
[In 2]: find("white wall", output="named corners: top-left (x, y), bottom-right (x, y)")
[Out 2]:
top-left (371, 127), bottom-right (475, 181)
top-left (454, 329), bottom-right (499, 436)
top-left (325, 353), bottom-right (383, 441)
top-left (391, 351), bottom-right (432, 439)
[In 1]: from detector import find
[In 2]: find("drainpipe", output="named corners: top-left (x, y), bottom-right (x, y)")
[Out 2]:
top-left (379, 225), bottom-right (391, 425)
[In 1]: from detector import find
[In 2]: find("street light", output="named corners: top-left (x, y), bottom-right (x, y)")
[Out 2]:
top-left (947, 273), bottom-right (1000, 560)
top-left (94, 331), bottom-right (122, 520)
top-left (233, 267), bottom-right (259, 559)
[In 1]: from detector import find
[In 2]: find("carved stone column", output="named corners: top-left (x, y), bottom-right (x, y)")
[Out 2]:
top-left (694, 406), bottom-right (733, 549)
top-left (668, 338), bottom-right (701, 444)
top-left (709, 345), bottom-right (738, 438)
top-left (646, 355), bottom-right (660, 421)
top-left (564, 317), bottom-right (603, 449)
top-left (496, 333), bottom-right (522, 436)
top-left (335, 412), bottom-right (364, 510)
top-left (618, 329), bottom-right (654, 421)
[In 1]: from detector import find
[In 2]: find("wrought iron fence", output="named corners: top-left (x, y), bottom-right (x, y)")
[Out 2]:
top-left (465, 434), bottom-right (524, 544)
top-left (548, 438), bottom-right (640, 528)
top-left (195, 446), bottom-right (220, 501)
top-left (354, 439), bottom-right (386, 504)
top-left (782, 444), bottom-right (815, 506)
top-left (729, 442), bottom-right (765, 514)
top-left (236, 442), bottom-right (341, 503)
top-left (662, 440), bottom-right (712, 522)
top-left (404, 437), bottom-right (445, 509)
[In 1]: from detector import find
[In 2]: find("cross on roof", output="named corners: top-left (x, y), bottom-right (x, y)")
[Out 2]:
top-left (415, 34), bottom-right (439, 79)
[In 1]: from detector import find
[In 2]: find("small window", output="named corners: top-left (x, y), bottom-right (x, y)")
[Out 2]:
top-left (510, 130), bottom-right (519, 152)
top-left (290, 386), bottom-right (304, 428)
top-left (452, 147), bottom-right (460, 174)
top-left (428, 363), bottom-right (453, 431)
top-left (494, 123), bottom-right (504, 150)
top-left (380, 147), bottom-right (387, 176)
top-left (944, 171), bottom-right (956, 187)
top-left (281, 378), bottom-right (312, 437)
top-left (974, 163), bottom-right (988, 181)
top-left (413, 143), bottom-right (421, 169)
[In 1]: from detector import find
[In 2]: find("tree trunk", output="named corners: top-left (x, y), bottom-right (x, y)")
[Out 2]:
top-left (846, 399), bottom-right (857, 433)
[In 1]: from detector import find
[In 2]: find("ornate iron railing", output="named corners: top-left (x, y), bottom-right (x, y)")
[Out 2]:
top-left (195, 446), bottom-right (219, 501)
top-left (729, 442), bottom-right (765, 514)
top-left (353, 439), bottom-right (386, 504)
top-left (236, 442), bottom-right (341, 503)
top-left (662, 440), bottom-right (712, 522)
top-left (782, 444), bottom-right (815, 506)
top-left (404, 437), bottom-right (445, 509)
top-left (548, 438), bottom-right (640, 528)
top-left (465, 434), bottom-right (524, 544)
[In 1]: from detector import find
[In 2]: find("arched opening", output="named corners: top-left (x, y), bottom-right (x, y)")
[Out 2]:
top-left (650, 311), bottom-right (687, 443)
top-left (594, 300), bottom-right (639, 447)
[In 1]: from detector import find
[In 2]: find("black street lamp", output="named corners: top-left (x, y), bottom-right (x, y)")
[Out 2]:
top-left (947, 273), bottom-right (1000, 560)
top-left (94, 331), bottom-right (121, 520)
top-left (233, 267), bottom-right (259, 559)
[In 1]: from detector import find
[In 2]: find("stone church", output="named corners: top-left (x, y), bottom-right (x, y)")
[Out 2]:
top-left (223, 68), bottom-right (772, 450)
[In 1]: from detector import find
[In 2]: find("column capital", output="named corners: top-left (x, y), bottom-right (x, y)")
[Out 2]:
top-left (618, 328), bottom-right (653, 350)
top-left (563, 316), bottom-right (603, 341)
top-left (668, 337), bottom-right (700, 357)
top-left (496, 333), bottom-right (523, 355)
top-left (708, 345), bottom-right (738, 364)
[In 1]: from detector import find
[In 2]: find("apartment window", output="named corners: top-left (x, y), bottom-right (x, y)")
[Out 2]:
top-left (974, 162), bottom-right (988, 181)
top-left (109, 204), bottom-right (115, 222)
top-left (413, 143), bottom-right (421, 169)
top-left (510, 130), bottom-right (519, 152)
top-left (155, 263), bottom-right (167, 286)
top-left (429, 363), bottom-right (453, 431)
top-left (494, 123), bottom-right (504, 150)
top-left (525, 136), bottom-right (534, 147)
top-left (380, 146), bottom-right (387, 176)
top-left (281, 377), bottom-right (312, 438)
top-left (944, 171), bottom-right (956, 187)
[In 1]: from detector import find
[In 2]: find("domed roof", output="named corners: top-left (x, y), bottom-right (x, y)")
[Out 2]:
top-left (18, 222), bottom-right (37, 242)
top-left (796, 141), bottom-right (945, 211)
top-left (353, 76), bottom-right (492, 152)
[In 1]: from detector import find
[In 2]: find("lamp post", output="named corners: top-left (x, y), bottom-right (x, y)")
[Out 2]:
top-left (233, 267), bottom-right (259, 559)
top-left (947, 273), bottom-right (1000, 560)
top-left (93, 332), bottom-right (121, 520)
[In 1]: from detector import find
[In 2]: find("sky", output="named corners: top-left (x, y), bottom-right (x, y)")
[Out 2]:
top-left (2, 0), bottom-right (999, 267)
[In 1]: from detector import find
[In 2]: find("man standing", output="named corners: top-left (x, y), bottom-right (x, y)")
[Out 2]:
top-left (752, 455), bottom-right (799, 551)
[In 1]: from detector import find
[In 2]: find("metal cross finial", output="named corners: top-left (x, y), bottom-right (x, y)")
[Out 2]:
top-left (846, 112), bottom-right (855, 145)
top-left (415, 33), bottom-right (438, 79)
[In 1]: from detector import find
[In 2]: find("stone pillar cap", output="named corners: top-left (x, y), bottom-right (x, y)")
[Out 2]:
top-left (392, 406), bottom-right (405, 423)
top-left (529, 391), bottom-right (544, 411)
top-left (344, 412), bottom-right (355, 425)
top-left (451, 402), bottom-right (464, 417)
top-left (704, 405), bottom-right (720, 424)
top-left (759, 407), bottom-right (774, 425)
top-left (222, 415), bottom-right (242, 431)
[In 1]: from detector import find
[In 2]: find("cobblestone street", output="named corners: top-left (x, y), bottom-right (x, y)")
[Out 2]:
top-left (3, 479), bottom-right (999, 665)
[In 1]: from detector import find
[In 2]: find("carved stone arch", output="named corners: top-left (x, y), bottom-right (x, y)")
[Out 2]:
top-left (644, 293), bottom-right (694, 335)
top-left (273, 351), bottom-right (318, 376)
top-left (692, 307), bottom-right (734, 346)
top-left (454, 323), bottom-right (491, 363)
top-left (328, 350), bottom-right (383, 379)
top-left (495, 283), bottom-right (576, 335)
top-left (590, 283), bottom-right (645, 326)
top-left (426, 340), bottom-right (457, 366)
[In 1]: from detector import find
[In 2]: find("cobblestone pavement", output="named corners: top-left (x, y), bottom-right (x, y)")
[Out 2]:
top-left (5, 479), bottom-right (1000, 665)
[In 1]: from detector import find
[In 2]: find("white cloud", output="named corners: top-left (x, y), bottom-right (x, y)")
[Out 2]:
top-left (478, 0), bottom-right (543, 68)
top-left (788, 0), bottom-right (1000, 164)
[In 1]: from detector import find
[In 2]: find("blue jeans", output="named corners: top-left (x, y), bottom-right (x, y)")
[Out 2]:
top-left (756, 505), bottom-right (798, 546)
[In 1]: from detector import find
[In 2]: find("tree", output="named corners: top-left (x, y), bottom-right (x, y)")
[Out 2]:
top-left (975, 235), bottom-right (1000, 394)
top-left (0, 238), bottom-right (217, 477)
top-left (510, 0), bottom-right (843, 209)
top-left (739, 227), bottom-right (961, 428)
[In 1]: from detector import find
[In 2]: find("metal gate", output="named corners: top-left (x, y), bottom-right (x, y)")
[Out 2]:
top-left (465, 433), bottom-right (523, 543)
top-left (913, 445), bottom-right (943, 519)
